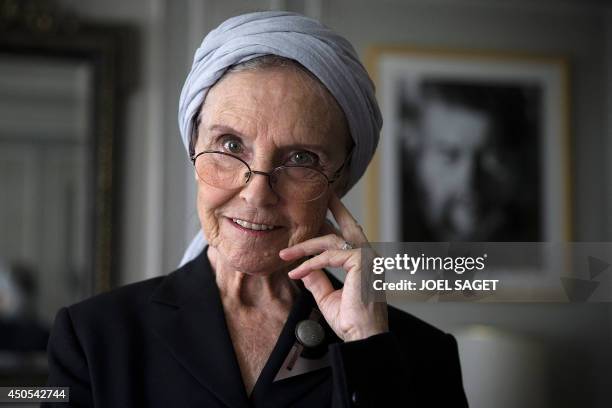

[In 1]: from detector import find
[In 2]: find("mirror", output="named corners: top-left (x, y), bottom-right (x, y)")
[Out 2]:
top-left (0, 2), bottom-right (132, 385)
top-left (0, 54), bottom-right (93, 340)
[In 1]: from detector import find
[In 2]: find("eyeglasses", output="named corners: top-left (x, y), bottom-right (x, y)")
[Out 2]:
top-left (190, 150), bottom-right (350, 202)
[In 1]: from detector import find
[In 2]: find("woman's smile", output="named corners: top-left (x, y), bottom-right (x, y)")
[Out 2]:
top-left (227, 216), bottom-right (283, 236)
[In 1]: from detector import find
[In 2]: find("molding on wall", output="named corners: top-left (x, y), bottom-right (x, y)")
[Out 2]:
top-left (143, 0), bottom-right (165, 279)
top-left (304, 0), bottom-right (323, 20)
top-left (269, 0), bottom-right (286, 11)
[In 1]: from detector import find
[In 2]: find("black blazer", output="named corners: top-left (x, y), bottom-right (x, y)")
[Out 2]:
top-left (44, 249), bottom-right (468, 407)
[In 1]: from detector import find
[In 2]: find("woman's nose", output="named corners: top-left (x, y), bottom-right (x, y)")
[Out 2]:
top-left (239, 170), bottom-right (280, 207)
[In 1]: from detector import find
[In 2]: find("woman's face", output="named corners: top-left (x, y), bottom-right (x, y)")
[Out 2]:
top-left (195, 67), bottom-right (349, 275)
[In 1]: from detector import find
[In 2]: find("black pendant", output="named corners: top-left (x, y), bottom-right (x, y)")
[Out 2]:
top-left (295, 319), bottom-right (325, 348)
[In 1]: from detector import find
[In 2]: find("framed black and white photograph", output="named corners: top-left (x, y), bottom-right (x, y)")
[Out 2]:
top-left (365, 47), bottom-right (571, 243)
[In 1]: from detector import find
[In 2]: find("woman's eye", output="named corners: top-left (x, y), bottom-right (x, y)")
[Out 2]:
top-left (289, 151), bottom-right (318, 166)
top-left (221, 138), bottom-right (243, 154)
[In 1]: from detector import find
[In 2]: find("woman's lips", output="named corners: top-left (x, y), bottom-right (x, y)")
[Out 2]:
top-left (226, 217), bottom-right (282, 236)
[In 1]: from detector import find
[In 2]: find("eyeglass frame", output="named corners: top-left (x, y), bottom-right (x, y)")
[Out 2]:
top-left (189, 149), bottom-right (352, 200)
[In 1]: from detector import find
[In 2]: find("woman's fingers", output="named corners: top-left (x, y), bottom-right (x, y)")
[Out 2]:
top-left (300, 269), bottom-right (335, 306)
top-left (288, 249), bottom-right (353, 279)
top-left (279, 234), bottom-right (345, 261)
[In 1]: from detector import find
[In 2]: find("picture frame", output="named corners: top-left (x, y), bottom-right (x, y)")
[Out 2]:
top-left (364, 46), bottom-right (571, 244)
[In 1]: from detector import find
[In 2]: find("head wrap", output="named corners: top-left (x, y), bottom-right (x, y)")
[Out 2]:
top-left (178, 11), bottom-right (382, 266)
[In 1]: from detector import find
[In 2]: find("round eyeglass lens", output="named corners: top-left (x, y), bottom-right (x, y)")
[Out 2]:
top-left (273, 166), bottom-right (328, 202)
top-left (195, 152), bottom-right (248, 189)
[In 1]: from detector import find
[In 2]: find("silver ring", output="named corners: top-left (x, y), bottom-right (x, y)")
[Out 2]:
top-left (341, 241), bottom-right (354, 250)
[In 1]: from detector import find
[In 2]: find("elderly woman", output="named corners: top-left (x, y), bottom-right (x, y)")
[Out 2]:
top-left (45, 12), bottom-right (467, 407)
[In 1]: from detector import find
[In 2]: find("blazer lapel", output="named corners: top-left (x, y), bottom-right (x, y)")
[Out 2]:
top-left (148, 250), bottom-right (250, 408)
top-left (250, 272), bottom-right (344, 406)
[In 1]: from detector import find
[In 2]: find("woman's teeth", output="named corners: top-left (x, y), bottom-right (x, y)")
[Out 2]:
top-left (232, 218), bottom-right (276, 231)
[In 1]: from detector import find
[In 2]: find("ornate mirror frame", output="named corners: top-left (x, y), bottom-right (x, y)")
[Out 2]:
top-left (0, 0), bottom-right (135, 294)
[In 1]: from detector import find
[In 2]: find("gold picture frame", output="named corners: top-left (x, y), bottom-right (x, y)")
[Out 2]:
top-left (364, 46), bottom-right (571, 243)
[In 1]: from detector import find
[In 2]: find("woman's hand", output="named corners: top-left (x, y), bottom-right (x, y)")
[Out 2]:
top-left (279, 193), bottom-right (388, 342)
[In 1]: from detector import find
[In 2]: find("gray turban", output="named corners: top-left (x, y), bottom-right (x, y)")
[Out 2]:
top-left (178, 11), bottom-right (382, 266)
